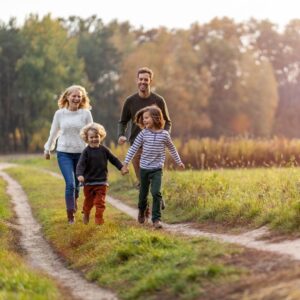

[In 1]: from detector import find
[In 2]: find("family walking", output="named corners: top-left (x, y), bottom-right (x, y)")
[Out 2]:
top-left (44, 67), bottom-right (184, 228)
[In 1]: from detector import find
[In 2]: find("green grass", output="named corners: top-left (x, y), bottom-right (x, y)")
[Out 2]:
top-left (4, 155), bottom-right (300, 233)
top-left (108, 166), bottom-right (300, 233)
top-left (0, 178), bottom-right (61, 300)
top-left (5, 165), bottom-right (244, 300)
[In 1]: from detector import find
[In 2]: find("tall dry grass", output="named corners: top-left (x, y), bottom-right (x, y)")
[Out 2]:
top-left (110, 137), bottom-right (300, 170)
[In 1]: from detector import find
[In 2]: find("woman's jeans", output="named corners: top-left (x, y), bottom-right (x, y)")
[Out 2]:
top-left (57, 151), bottom-right (81, 211)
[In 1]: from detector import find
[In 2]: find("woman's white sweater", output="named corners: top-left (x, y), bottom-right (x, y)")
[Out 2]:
top-left (44, 108), bottom-right (93, 154)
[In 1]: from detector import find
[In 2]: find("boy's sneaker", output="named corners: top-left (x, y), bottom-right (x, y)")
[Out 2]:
top-left (161, 199), bottom-right (166, 210)
top-left (138, 210), bottom-right (145, 224)
top-left (153, 220), bottom-right (163, 229)
top-left (95, 219), bottom-right (104, 226)
top-left (82, 213), bottom-right (89, 225)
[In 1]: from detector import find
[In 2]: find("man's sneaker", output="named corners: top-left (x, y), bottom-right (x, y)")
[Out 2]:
top-left (153, 220), bottom-right (163, 229)
top-left (82, 213), bottom-right (89, 225)
top-left (161, 199), bottom-right (166, 210)
top-left (138, 210), bottom-right (145, 224)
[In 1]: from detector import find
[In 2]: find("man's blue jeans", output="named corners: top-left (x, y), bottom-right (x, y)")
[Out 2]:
top-left (57, 151), bottom-right (81, 211)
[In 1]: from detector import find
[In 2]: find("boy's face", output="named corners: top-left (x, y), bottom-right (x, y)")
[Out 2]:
top-left (87, 130), bottom-right (101, 148)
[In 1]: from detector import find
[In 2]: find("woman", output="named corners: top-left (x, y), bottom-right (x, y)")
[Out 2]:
top-left (44, 85), bottom-right (93, 224)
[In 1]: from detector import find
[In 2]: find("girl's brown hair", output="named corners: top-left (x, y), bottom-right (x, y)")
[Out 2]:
top-left (135, 105), bottom-right (165, 129)
top-left (58, 85), bottom-right (91, 109)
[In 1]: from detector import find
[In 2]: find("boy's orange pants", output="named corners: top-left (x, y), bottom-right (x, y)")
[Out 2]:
top-left (82, 185), bottom-right (107, 224)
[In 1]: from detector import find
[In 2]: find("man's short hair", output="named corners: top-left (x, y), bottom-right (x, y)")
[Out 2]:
top-left (137, 67), bottom-right (154, 80)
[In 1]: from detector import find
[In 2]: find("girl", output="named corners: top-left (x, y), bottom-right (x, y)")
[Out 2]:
top-left (44, 85), bottom-right (93, 224)
top-left (123, 105), bottom-right (184, 229)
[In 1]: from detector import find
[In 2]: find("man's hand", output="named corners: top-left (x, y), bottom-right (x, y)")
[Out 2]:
top-left (78, 175), bottom-right (85, 183)
top-left (118, 136), bottom-right (127, 145)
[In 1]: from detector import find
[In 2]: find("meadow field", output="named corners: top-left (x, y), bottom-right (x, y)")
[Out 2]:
top-left (2, 155), bottom-right (300, 299)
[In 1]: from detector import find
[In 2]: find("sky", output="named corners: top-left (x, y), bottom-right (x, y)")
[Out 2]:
top-left (2, 0), bottom-right (300, 30)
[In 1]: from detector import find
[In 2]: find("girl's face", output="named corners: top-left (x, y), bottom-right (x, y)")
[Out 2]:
top-left (143, 111), bottom-right (154, 129)
top-left (87, 130), bottom-right (101, 148)
top-left (67, 89), bottom-right (83, 111)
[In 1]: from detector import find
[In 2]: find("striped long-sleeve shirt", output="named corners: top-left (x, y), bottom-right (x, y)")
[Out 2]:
top-left (124, 129), bottom-right (182, 169)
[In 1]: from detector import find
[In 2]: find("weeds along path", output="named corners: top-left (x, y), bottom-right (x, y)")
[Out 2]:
top-left (43, 167), bottom-right (300, 261)
top-left (0, 163), bottom-right (117, 300)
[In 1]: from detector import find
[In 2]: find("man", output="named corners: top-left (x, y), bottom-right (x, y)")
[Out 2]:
top-left (118, 67), bottom-right (171, 187)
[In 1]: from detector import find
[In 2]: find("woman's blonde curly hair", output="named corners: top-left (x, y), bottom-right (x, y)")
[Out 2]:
top-left (80, 123), bottom-right (107, 143)
top-left (58, 85), bottom-right (91, 109)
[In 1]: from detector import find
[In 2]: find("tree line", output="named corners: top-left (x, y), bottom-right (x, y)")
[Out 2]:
top-left (0, 14), bottom-right (299, 153)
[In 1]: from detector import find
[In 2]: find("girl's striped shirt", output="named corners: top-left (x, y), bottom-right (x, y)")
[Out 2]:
top-left (124, 128), bottom-right (182, 169)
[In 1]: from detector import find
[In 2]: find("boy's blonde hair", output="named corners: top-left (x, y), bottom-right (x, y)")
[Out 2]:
top-left (58, 85), bottom-right (91, 109)
top-left (80, 123), bottom-right (107, 143)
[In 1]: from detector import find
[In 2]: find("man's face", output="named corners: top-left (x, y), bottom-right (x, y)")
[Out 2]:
top-left (137, 72), bottom-right (151, 93)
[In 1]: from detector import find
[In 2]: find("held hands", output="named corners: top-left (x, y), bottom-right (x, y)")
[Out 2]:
top-left (118, 136), bottom-right (127, 145)
top-left (121, 165), bottom-right (129, 176)
top-left (77, 175), bottom-right (85, 183)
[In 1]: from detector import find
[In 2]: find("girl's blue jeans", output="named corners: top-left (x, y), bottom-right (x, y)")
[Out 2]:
top-left (57, 151), bottom-right (81, 211)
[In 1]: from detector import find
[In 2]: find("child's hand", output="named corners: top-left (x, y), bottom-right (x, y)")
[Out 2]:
top-left (179, 162), bottom-right (185, 169)
top-left (78, 175), bottom-right (85, 183)
top-left (121, 165), bottom-right (129, 175)
top-left (118, 136), bottom-right (127, 145)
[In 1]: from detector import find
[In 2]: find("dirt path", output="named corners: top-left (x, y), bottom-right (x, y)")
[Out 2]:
top-left (107, 196), bottom-right (300, 260)
top-left (0, 163), bottom-right (117, 300)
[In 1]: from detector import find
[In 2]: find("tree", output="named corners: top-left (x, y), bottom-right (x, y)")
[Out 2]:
top-left (15, 14), bottom-right (86, 151)
top-left (66, 16), bottom-right (121, 142)
top-left (0, 19), bottom-right (26, 152)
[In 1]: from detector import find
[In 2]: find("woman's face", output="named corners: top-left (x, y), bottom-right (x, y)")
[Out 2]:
top-left (67, 89), bottom-right (83, 111)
